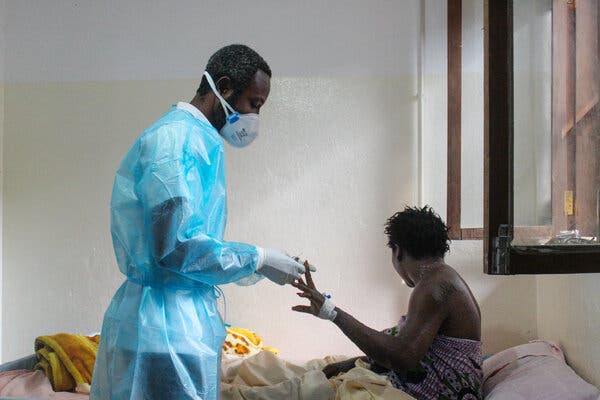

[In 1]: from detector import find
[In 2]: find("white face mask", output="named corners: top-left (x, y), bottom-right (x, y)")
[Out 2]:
top-left (203, 71), bottom-right (259, 148)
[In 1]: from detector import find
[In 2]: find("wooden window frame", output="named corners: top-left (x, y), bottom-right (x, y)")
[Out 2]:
top-left (447, 0), bottom-right (551, 241)
top-left (447, 0), bottom-right (468, 240)
top-left (483, 0), bottom-right (600, 274)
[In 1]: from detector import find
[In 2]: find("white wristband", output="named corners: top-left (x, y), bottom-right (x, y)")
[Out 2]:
top-left (318, 298), bottom-right (338, 321)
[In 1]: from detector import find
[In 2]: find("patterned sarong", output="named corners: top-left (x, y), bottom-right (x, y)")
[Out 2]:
top-left (381, 317), bottom-right (482, 400)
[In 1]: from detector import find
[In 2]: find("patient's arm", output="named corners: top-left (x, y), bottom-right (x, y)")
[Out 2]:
top-left (331, 280), bottom-right (448, 371)
top-left (322, 356), bottom-right (389, 378)
top-left (322, 357), bottom-right (362, 378)
top-left (292, 266), bottom-right (448, 372)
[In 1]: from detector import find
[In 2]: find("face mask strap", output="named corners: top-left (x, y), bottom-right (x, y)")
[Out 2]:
top-left (203, 71), bottom-right (236, 118)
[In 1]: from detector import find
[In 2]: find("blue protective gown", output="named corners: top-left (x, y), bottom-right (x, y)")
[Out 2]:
top-left (90, 105), bottom-right (259, 400)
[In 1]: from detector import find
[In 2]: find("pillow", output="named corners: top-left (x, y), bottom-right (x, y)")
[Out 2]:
top-left (483, 341), bottom-right (600, 400)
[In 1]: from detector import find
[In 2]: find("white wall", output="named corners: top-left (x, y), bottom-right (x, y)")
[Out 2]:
top-left (3, 0), bottom-right (418, 82)
top-left (537, 275), bottom-right (600, 388)
top-left (3, 76), bottom-right (418, 360)
top-left (1, 0), bottom-right (420, 361)
top-left (225, 75), bottom-right (418, 358)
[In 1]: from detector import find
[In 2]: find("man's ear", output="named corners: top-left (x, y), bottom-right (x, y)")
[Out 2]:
top-left (215, 76), bottom-right (234, 100)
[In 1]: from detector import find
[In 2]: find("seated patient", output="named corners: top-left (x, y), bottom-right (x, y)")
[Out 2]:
top-left (292, 206), bottom-right (482, 400)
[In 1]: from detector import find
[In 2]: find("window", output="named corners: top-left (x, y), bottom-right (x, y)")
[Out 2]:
top-left (484, 0), bottom-right (600, 274)
top-left (447, 0), bottom-right (486, 240)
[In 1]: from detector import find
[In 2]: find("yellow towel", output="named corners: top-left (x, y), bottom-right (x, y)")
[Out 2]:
top-left (33, 327), bottom-right (272, 392)
top-left (34, 333), bottom-right (100, 393)
top-left (222, 327), bottom-right (278, 356)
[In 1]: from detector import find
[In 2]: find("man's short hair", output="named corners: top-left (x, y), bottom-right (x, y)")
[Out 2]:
top-left (384, 206), bottom-right (450, 259)
top-left (197, 44), bottom-right (271, 96)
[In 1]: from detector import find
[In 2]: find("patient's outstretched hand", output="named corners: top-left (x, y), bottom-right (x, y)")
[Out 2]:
top-left (291, 261), bottom-right (325, 317)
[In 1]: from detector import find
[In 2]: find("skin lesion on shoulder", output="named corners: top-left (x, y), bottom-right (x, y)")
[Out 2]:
top-left (433, 278), bottom-right (458, 304)
top-left (417, 268), bottom-right (458, 306)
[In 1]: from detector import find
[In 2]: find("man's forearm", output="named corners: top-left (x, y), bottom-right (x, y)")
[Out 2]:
top-left (332, 308), bottom-right (402, 371)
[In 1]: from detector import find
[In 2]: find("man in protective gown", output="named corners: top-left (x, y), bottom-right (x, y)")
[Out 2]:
top-left (90, 44), bottom-right (307, 400)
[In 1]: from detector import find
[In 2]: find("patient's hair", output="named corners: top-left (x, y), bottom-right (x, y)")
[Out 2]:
top-left (385, 206), bottom-right (450, 259)
top-left (197, 44), bottom-right (272, 97)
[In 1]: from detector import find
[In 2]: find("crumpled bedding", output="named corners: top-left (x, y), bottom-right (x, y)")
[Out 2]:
top-left (0, 369), bottom-right (88, 399)
top-left (0, 351), bottom-right (415, 400)
top-left (221, 350), bottom-right (416, 400)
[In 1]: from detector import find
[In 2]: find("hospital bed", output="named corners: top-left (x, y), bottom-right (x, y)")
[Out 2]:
top-left (0, 355), bottom-right (37, 373)
top-left (1, 340), bottom-right (599, 400)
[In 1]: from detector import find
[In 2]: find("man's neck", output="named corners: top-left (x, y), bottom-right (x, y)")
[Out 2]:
top-left (406, 257), bottom-right (444, 285)
top-left (190, 95), bottom-right (215, 127)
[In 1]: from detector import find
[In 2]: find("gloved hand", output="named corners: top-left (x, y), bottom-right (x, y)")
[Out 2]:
top-left (257, 248), bottom-right (306, 285)
top-left (291, 266), bottom-right (338, 321)
top-left (292, 257), bottom-right (317, 273)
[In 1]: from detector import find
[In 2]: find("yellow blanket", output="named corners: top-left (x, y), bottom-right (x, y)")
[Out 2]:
top-left (223, 327), bottom-right (279, 356)
top-left (34, 333), bottom-right (100, 394)
top-left (32, 327), bottom-right (271, 394)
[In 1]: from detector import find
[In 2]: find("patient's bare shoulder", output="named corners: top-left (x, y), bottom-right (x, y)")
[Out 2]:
top-left (428, 265), bottom-right (481, 339)
top-left (415, 266), bottom-right (460, 304)
top-left (407, 268), bottom-right (456, 322)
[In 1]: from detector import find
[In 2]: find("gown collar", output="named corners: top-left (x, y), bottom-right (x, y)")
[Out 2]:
top-left (176, 102), bottom-right (211, 126)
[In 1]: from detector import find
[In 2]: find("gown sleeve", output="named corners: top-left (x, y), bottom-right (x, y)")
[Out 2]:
top-left (136, 123), bottom-right (262, 286)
